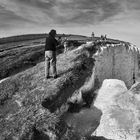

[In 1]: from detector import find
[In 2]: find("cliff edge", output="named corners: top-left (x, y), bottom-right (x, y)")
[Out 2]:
top-left (0, 39), bottom-right (140, 140)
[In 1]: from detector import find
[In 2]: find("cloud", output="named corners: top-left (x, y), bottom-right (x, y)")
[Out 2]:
top-left (125, 0), bottom-right (140, 10)
top-left (0, 0), bottom-right (135, 26)
top-left (0, 0), bottom-right (140, 36)
top-left (0, 5), bottom-right (33, 29)
top-left (52, 0), bottom-right (123, 25)
top-left (0, 0), bottom-right (54, 24)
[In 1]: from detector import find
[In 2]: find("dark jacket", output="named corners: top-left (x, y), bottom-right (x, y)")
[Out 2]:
top-left (45, 35), bottom-right (58, 51)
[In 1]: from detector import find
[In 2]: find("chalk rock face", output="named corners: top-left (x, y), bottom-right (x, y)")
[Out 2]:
top-left (94, 79), bottom-right (140, 140)
top-left (94, 44), bottom-right (139, 88)
top-left (130, 82), bottom-right (140, 101)
top-left (129, 82), bottom-right (140, 139)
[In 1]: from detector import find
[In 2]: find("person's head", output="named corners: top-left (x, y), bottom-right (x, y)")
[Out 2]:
top-left (49, 29), bottom-right (56, 37)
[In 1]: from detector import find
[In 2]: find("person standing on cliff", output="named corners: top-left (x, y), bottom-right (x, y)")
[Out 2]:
top-left (45, 29), bottom-right (58, 79)
top-left (63, 37), bottom-right (68, 53)
top-left (91, 32), bottom-right (94, 41)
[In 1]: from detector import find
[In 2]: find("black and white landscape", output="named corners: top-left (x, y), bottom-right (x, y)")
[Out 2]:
top-left (0, 0), bottom-right (140, 140)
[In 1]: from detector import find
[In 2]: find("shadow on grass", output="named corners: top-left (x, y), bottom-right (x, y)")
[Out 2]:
top-left (58, 68), bottom-right (73, 77)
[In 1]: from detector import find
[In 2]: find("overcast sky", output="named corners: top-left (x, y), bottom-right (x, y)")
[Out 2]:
top-left (0, 0), bottom-right (140, 46)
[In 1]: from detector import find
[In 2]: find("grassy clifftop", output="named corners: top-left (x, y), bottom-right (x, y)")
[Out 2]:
top-left (0, 34), bottom-right (86, 80)
top-left (0, 33), bottom-right (87, 44)
top-left (0, 41), bottom-right (97, 139)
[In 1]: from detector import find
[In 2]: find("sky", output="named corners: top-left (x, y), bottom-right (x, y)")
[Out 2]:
top-left (0, 0), bottom-right (140, 46)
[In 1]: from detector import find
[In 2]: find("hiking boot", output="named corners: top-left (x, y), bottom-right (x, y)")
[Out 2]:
top-left (46, 76), bottom-right (50, 79)
top-left (52, 75), bottom-right (57, 79)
